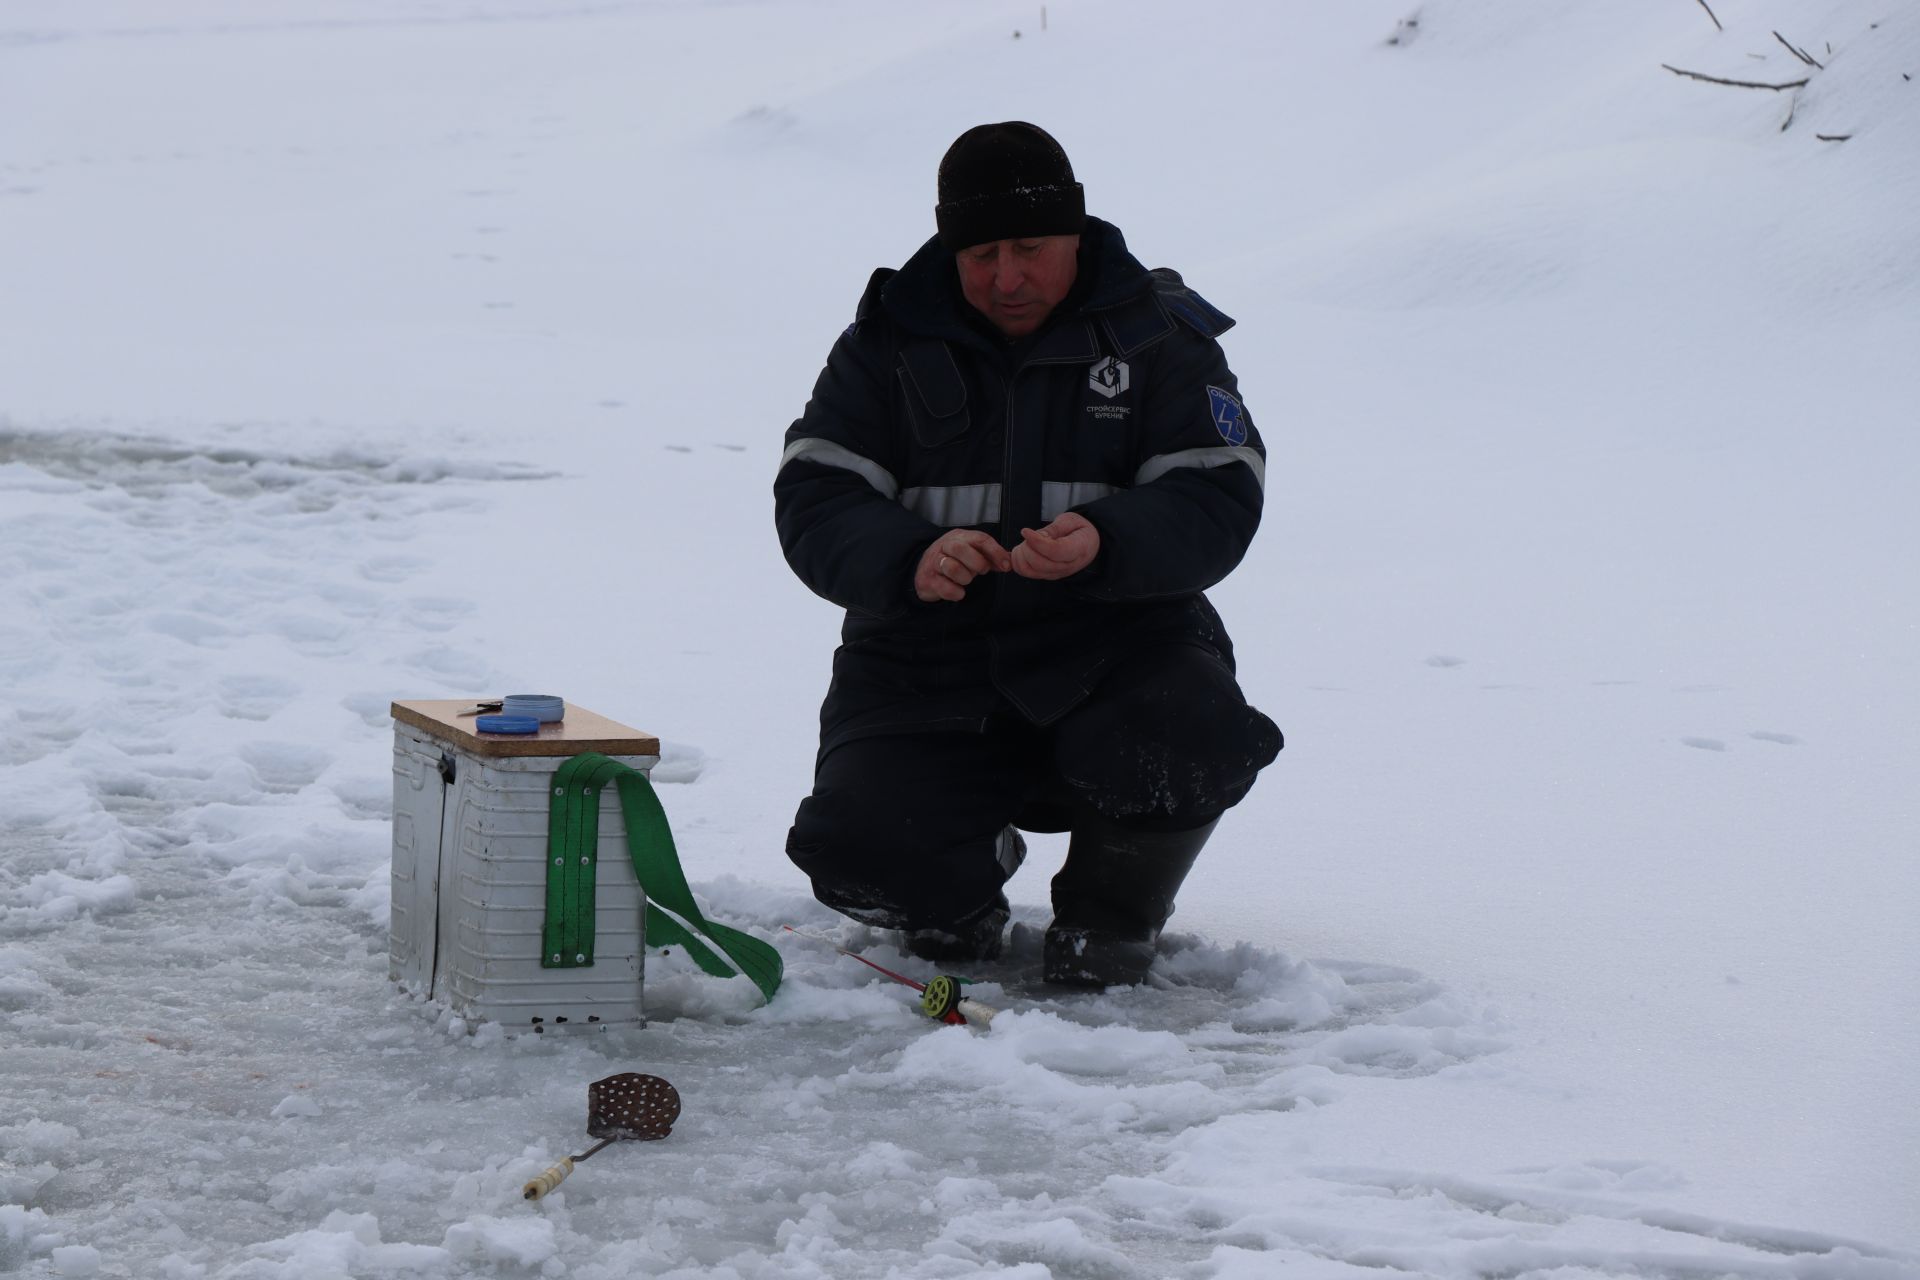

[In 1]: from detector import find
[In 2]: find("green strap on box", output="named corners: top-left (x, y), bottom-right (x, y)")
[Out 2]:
top-left (541, 752), bottom-right (782, 1003)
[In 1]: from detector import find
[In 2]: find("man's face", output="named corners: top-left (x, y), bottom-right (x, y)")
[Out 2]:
top-left (954, 234), bottom-right (1081, 338)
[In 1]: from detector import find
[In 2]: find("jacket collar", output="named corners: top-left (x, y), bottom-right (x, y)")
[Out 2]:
top-left (880, 216), bottom-right (1152, 354)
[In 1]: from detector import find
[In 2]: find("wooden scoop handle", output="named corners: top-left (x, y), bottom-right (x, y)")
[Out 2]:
top-left (522, 1156), bottom-right (575, 1201)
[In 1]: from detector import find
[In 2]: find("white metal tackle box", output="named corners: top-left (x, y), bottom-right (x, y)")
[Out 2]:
top-left (388, 699), bottom-right (661, 1033)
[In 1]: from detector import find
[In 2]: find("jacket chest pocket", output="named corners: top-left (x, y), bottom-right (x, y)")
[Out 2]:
top-left (897, 340), bottom-right (972, 448)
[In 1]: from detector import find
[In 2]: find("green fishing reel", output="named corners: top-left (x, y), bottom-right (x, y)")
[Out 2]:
top-left (921, 974), bottom-right (964, 1022)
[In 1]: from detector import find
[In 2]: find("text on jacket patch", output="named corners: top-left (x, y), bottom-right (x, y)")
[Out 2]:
top-left (1087, 358), bottom-right (1132, 421)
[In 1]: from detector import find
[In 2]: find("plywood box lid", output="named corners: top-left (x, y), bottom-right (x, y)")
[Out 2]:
top-left (391, 699), bottom-right (661, 759)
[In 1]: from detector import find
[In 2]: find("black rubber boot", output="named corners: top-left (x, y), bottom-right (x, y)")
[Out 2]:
top-left (1043, 816), bottom-right (1218, 988)
top-left (904, 894), bottom-right (1009, 964)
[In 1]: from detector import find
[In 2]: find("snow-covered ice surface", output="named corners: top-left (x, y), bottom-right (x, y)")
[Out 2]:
top-left (3, 0), bottom-right (1917, 1275)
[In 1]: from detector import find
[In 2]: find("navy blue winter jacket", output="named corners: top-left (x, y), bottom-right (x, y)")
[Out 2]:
top-left (775, 217), bottom-right (1266, 756)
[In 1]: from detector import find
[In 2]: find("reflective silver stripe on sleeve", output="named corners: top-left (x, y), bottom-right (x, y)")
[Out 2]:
top-left (900, 483), bottom-right (1002, 526)
top-left (1133, 446), bottom-right (1266, 491)
top-left (777, 438), bottom-right (900, 500)
top-left (1040, 481), bottom-right (1118, 522)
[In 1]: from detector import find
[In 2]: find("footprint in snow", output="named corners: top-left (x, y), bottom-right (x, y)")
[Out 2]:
top-left (1749, 731), bottom-right (1802, 745)
top-left (1425, 655), bottom-right (1466, 668)
top-left (404, 596), bottom-right (475, 634)
top-left (1681, 737), bottom-right (1726, 752)
top-left (357, 554), bottom-right (429, 584)
top-left (147, 612), bottom-right (233, 648)
top-left (339, 691), bottom-right (394, 728)
top-left (329, 775), bottom-right (390, 820)
top-left (215, 674), bottom-right (300, 721)
top-left (270, 612), bottom-right (353, 655)
top-left (236, 741), bottom-right (332, 792)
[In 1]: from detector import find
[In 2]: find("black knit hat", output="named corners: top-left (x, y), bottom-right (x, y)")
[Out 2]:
top-left (935, 121), bottom-right (1086, 251)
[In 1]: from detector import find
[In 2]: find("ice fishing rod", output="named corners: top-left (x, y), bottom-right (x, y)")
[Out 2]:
top-left (782, 926), bottom-right (999, 1028)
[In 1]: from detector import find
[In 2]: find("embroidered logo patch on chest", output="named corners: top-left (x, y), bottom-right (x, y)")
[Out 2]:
top-left (1089, 357), bottom-right (1130, 399)
top-left (1086, 357), bottom-right (1133, 421)
top-left (1207, 385), bottom-right (1248, 446)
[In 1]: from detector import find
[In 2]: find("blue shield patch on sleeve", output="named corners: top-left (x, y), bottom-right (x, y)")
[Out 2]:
top-left (1207, 385), bottom-right (1248, 446)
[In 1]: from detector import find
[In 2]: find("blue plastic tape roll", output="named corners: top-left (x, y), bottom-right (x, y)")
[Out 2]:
top-left (475, 714), bottom-right (541, 735)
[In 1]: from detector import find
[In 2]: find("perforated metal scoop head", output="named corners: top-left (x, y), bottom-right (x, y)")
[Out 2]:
top-left (587, 1072), bottom-right (680, 1141)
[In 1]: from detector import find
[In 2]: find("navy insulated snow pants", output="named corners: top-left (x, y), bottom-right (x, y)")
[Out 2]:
top-left (785, 645), bottom-right (1282, 933)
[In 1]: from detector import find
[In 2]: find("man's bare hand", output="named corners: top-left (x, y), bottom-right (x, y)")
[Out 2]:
top-left (914, 528), bottom-right (1014, 602)
top-left (1011, 512), bottom-right (1100, 581)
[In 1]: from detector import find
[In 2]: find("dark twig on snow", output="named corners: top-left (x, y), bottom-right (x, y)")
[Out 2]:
top-left (1694, 0), bottom-right (1723, 32)
top-left (1773, 31), bottom-right (1824, 69)
top-left (1661, 63), bottom-right (1810, 90)
top-left (1815, 133), bottom-right (1853, 142)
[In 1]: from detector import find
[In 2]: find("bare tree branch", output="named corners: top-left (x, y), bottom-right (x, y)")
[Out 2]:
top-left (1661, 63), bottom-right (1810, 90)
top-left (1694, 0), bottom-right (1723, 32)
top-left (1773, 31), bottom-right (1823, 69)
